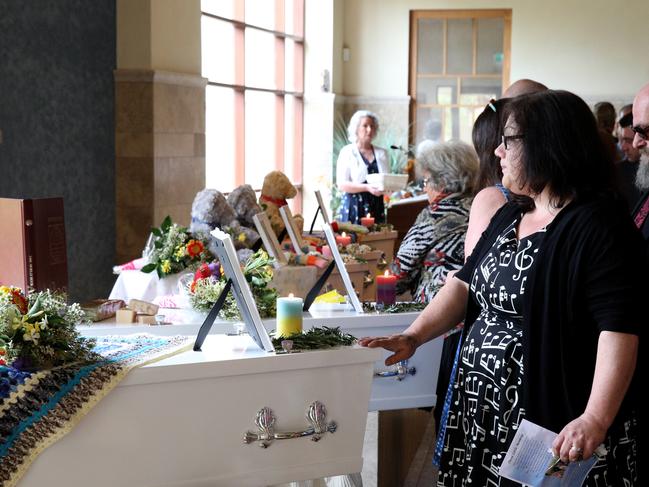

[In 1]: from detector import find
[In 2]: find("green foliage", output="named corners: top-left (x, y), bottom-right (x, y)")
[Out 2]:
top-left (0, 288), bottom-right (98, 369)
top-left (272, 326), bottom-right (356, 352)
top-left (189, 250), bottom-right (279, 319)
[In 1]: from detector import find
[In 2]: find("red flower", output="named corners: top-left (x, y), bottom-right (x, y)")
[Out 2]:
top-left (186, 239), bottom-right (204, 258)
top-left (11, 289), bottom-right (28, 314)
top-left (194, 263), bottom-right (212, 280)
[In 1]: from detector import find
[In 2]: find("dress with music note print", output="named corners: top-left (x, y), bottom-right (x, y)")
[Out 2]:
top-left (438, 217), bottom-right (544, 487)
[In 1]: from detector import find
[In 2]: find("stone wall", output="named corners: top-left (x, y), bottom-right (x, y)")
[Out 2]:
top-left (0, 0), bottom-right (116, 302)
top-left (114, 70), bottom-right (206, 264)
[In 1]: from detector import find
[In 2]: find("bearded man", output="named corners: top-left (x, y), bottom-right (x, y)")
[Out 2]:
top-left (631, 84), bottom-right (649, 242)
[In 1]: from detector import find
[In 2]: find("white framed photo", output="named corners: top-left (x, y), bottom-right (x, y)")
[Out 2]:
top-left (253, 212), bottom-right (288, 268)
top-left (279, 205), bottom-right (306, 255)
top-left (322, 224), bottom-right (364, 313)
top-left (210, 227), bottom-right (275, 352)
top-left (314, 190), bottom-right (331, 225)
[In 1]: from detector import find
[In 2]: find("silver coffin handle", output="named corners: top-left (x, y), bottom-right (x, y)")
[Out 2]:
top-left (243, 401), bottom-right (337, 448)
top-left (374, 360), bottom-right (416, 381)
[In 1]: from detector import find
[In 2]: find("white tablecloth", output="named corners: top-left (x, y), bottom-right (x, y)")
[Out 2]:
top-left (109, 270), bottom-right (191, 303)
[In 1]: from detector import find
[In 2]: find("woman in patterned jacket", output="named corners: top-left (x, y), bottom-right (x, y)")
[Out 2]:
top-left (393, 139), bottom-right (478, 302)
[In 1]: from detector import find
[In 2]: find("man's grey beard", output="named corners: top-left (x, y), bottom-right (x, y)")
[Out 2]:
top-left (635, 150), bottom-right (649, 190)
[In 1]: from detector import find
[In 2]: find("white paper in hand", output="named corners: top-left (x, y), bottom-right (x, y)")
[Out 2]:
top-left (499, 419), bottom-right (603, 486)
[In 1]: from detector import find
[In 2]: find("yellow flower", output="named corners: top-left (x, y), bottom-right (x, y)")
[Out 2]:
top-left (161, 260), bottom-right (172, 274)
top-left (174, 246), bottom-right (186, 259)
top-left (237, 233), bottom-right (246, 243)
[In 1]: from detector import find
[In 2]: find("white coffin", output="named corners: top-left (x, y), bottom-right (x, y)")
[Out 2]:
top-left (19, 335), bottom-right (382, 487)
top-left (304, 310), bottom-right (444, 411)
top-left (80, 309), bottom-right (445, 412)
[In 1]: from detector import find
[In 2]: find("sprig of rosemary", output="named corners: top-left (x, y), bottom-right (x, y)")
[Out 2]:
top-left (272, 326), bottom-right (356, 352)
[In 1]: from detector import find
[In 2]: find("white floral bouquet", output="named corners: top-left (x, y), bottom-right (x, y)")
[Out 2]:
top-left (0, 287), bottom-right (97, 370)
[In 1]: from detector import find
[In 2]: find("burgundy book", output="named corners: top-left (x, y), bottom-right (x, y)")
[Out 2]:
top-left (0, 197), bottom-right (68, 292)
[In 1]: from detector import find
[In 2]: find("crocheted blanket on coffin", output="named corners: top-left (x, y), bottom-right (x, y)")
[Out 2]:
top-left (0, 334), bottom-right (191, 487)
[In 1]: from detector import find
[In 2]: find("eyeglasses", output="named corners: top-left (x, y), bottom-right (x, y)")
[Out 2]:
top-left (632, 125), bottom-right (649, 141)
top-left (502, 134), bottom-right (525, 150)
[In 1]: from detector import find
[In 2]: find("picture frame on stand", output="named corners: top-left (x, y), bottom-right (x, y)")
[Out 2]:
top-left (322, 224), bottom-right (364, 313)
top-left (208, 228), bottom-right (275, 352)
top-left (253, 213), bottom-right (288, 268)
top-left (279, 205), bottom-right (307, 255)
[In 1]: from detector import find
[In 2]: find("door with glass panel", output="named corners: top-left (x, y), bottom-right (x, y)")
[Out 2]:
top-left (409, 10), bottom-right (511, 145)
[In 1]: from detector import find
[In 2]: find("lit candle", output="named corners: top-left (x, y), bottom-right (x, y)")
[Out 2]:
top-left (376, 270), bottom-right (397, 306)
top-left (335, 231), bottom-right (352, 247)
top-left (321, 245), bottom-right (333, 258)
top-left (360, 213), bottom-right (375, 228)
top-left (276, 293), bottom-right (303, 337)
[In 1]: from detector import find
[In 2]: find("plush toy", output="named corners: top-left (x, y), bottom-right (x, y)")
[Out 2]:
top-left (227, 184), bottom-right (262, 227)
top-left (190, 188), bottom-right (261, 253)
top-left (259, 171), bottom-right (304, 236)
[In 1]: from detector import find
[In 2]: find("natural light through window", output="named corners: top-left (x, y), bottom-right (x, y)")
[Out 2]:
top-left (201, 0), bottom-right (304, 202)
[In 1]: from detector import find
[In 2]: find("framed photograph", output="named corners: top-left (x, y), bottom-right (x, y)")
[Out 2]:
top-left (279, 205), bottom-right (306, 255)
top-left (322, 224), bottom-right (364, 313)
top-left (210, 228), bottom-right (275, 352)
top-left (315, 190), bottom-right (331, 224)
top-left (253, 212), bottom-right (288, 268)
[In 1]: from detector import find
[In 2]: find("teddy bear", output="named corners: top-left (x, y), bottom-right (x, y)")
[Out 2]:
top-left (190, 188), bottom-right (260, 253)
top-left (258, 170), bottom-right (304, 236)
top-left (226, 184), bottom-right (261, 228)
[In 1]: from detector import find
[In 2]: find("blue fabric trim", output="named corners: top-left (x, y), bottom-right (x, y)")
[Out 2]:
top-left (495, 183), bottom-right (511, 201)
top-left (432, 330), bottom-right (463, 467)
top-left (0, 336), bottom-right (174, 457)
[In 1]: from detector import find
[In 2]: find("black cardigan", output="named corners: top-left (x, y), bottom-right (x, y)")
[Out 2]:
top-left (456, 196), bottom-right (646, 436)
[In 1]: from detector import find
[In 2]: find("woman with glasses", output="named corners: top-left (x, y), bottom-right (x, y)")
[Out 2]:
top-left (361, 90), bottom-right (643, 486)
top-left (336, 110), bottom-right (388, 224)
top-left (392, 139), bottom-right (478, 302)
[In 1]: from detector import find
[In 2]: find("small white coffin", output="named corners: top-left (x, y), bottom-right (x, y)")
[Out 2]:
top-left (19, 335), bottom-right (382, 487)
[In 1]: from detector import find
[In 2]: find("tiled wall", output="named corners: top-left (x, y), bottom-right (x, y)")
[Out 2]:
top-left (114, 70), bottom-right (206, 264)
top-left (0, 0), bottom-right (116, 302)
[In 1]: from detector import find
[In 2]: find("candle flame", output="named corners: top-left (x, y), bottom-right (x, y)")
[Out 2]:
top-left (366, 213), bottom-right (371, 218)
top-left (384, 270), bottom-right (390, 277)
top-left (288, 293), bottom-right (294, 298)
top-left (341, 231), bottom-right (347, 237)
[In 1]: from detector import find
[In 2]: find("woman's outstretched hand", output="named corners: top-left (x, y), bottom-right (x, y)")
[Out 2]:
top-left (357, 333), bottom-right (418, 366)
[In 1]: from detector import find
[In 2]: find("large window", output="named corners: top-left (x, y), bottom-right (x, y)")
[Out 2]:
top-left (410, 10), bottom-right (511, 145)
top-left (202, 0), bottom-right (304, 208)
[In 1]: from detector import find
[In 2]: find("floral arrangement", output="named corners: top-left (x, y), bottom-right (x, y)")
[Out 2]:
top-left (141, 216), bottom-right (213, 278)
top-left (0, 286), bottom-right (98, 370)
top-left (187, 250), bottom-right (279, 319)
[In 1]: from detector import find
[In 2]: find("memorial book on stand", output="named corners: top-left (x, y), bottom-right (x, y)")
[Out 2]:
top-left (0, 197), bottom-right (68, 292)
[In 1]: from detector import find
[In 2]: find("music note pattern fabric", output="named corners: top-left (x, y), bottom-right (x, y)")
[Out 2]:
top-left (438, 218), bottom-right (543, 486)
top-left (438, 216), bottom-right (638, 486)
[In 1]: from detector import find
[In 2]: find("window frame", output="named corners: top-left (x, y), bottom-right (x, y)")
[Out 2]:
top-left (408, 9), bottom-right (511, 145)
top-left (202, 0), bottom-right (305, 211)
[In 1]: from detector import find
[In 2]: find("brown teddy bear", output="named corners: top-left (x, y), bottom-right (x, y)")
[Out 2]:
top-left (259, 170), bottom-right (304, 236)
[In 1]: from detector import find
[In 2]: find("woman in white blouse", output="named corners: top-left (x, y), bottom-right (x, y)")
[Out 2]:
top-left (336, 110), bottom-right (389, 223)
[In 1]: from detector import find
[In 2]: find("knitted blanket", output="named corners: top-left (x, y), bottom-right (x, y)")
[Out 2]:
top-left (0, 334), bottom-right (191, 486)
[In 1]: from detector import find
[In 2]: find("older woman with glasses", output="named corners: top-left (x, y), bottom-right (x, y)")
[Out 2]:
top-left (361, 90), bottom-right (644, 486)
top-left (393, 139), bottom-right (478, 302)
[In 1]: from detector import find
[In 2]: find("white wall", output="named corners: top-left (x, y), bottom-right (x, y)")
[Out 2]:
top-left (341, 0), bottom-right (649, 102)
